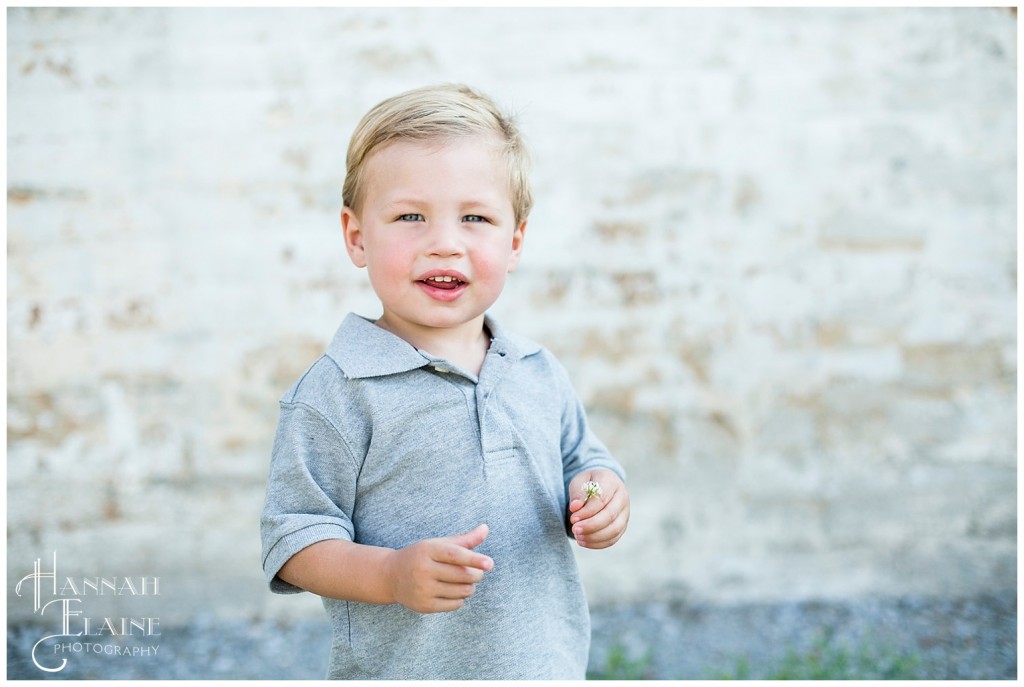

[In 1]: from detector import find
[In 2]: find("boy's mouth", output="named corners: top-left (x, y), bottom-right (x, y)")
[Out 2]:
top-left (418, 275), bottom-right (466, 290)
top-left (416, 270), bottom-right (469, 301)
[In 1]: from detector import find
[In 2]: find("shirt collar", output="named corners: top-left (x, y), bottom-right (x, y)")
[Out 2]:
top-left (326, 313), bottom-right (541, 380)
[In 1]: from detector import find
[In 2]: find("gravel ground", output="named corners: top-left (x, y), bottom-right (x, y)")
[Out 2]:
top-left (7, 591), bottom-right (1016, 680)
top-left (589, 591), bottom-right (1017, 680)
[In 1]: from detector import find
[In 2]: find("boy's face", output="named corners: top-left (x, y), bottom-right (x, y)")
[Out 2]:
top-left (342, 135), bottom-right (526, 341)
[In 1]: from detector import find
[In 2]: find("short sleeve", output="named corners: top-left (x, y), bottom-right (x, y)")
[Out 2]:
top-left (260, 401), bottom-right (361, 593)
top-left (551, 356), bottom-right (626, 491)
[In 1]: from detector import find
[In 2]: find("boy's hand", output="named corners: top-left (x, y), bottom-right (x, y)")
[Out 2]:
top-left (386, 524), bottom-right (494, 613)
top-left (567, 469), bottom-right (630, 549)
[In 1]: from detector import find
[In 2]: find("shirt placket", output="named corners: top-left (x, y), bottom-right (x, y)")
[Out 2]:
top-left (475, 345), bottom-right (516, 476)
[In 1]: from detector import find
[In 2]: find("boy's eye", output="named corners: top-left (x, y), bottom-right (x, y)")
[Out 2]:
top-left (397, 213), bottom-right (424, 222)
top-left (463, 215), bottom-right (488, 223)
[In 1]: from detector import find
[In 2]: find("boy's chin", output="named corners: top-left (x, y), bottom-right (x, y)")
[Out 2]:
top-left (380, 309), bottom-right (488, 333)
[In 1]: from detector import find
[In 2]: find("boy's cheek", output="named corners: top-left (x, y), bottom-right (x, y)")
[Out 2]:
top-left (366, 245), bottom-right (412, 277)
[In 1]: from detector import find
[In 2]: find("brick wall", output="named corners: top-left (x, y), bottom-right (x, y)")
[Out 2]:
top-left (7, 7), bottom-right (1016, 623)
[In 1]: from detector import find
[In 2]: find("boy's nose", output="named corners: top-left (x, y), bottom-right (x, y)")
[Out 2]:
top-left (425, 219), bottom-right (465, 257)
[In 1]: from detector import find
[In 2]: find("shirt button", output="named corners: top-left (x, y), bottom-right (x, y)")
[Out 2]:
top-left (433, 365), bottom-right (449, 374)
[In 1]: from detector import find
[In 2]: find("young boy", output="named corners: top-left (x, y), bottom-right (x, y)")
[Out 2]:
top-left (260, 83), bottom-right (629, 680)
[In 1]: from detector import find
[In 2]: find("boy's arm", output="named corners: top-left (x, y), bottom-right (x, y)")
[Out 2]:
top-left (549, 354), bottom-right (630, 548)
top-left (262, 401), bottom-right (493, 613)
top-left (278, 526), bottom-right (494, 613)
top-left (277, 539), bottom-right (396, 604)
top-left (261, 401), bottom-right (361, 594)
top-left (554, 375), bottom-right (626, 487)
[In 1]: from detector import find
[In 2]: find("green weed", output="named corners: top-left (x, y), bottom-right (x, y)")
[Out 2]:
top-left (588, 643), bottom-right (656, 680)
top-left (710, 630), bottom-right (923, 680)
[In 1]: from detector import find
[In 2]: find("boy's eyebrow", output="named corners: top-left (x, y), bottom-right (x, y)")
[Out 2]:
top-left (381, 198), bottom-right (426, 209)
top-left (381, 197), bottom-right (506, 211)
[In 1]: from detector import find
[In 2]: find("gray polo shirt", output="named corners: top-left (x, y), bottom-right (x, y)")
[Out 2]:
top-left (261, 313), bottom-right (625, 679)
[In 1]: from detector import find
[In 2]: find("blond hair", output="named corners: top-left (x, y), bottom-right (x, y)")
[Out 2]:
top-left (342, 83), bottom-right (533, 224)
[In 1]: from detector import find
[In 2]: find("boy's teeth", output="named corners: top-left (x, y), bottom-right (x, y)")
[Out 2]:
top-left (428, 276), bottom-right (455, 282)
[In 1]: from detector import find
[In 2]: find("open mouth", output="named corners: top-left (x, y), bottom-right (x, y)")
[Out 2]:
top-left (418, 275), bottom-right (466, 290)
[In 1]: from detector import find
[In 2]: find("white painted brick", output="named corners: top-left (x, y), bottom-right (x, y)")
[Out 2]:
top-left (6, 7), bottom-right (1016, 621)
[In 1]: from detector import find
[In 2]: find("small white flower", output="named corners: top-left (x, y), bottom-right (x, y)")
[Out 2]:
top-left (582, 481), bottom-right (603, 504)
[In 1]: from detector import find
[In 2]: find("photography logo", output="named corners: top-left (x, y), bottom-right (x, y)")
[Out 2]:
top-left (15, 552), bottom-right (162, 673)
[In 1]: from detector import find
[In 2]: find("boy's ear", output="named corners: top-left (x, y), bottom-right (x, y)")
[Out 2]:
top-left (507, 220), bottom-right (527, 273)
top-left (341, 207), bottom-right (367, 268)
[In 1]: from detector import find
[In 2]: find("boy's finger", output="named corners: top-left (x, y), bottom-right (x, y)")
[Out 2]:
top-left (435, 564), bottom-right (486, 585)
top-left (424, 596), bottom-right (469, 613)
top-left (445, 523), bottom-right (489, 550)
top-left (572, 509), bottom-right (611, 538)
top-left (433, 579), bottom-right (478, 600)
top-left (569, 486), bottom-right (616, 524)
top-left (576, 500), bottom-right (630, 547)
top-left (432, 530), bottom-right (494, 571)
top-left (435, 546), bottom-right (494, 571)
top-left (578, 510), bottom-right (627, 543)
top-left (573, 490), bottom-right (627, 530)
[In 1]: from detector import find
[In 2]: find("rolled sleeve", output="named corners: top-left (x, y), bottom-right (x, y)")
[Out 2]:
top-left (260, 401), bottom-right (360, 593)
